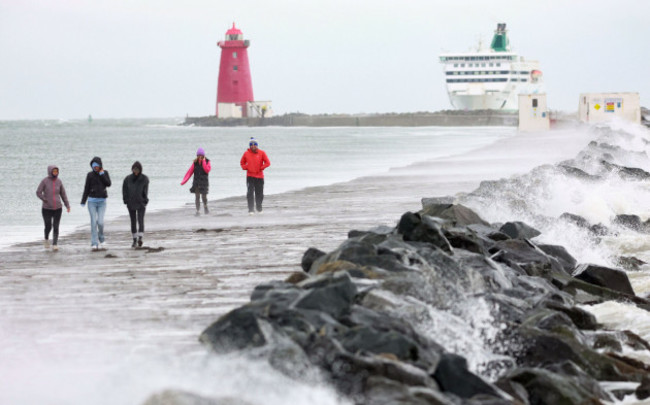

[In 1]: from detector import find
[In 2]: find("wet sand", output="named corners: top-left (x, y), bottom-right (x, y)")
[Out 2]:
top-left (0, 126), bottom-right (594, 399)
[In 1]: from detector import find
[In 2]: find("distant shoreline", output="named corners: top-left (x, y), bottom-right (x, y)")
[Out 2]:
top-left (182, 110), bottom-right (521, 127)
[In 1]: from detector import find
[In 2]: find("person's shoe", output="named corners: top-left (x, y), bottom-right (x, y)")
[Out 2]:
top-left (249, 211), bottom-right (255, 216)
top-left (257, 210), bottom-right (263, 215)
top-left (132, 238), bottom-right (138, 248)
top-left (138, 236), bottom-right (143, 247)
top-left (52, 245), bottom-right (59, 251)
top-left (204, 207), bottom-right (209, 214)
top-left (92, 245), bottom-right (99, 251)
top-left (44, 240), bottom-right (50, 249)
top-left (99, 242), bottom-right (106, 250)
top-left (195, 211), bottom-right (200, 216)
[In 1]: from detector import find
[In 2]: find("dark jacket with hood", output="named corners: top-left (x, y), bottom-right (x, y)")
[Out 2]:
top-left (36, 165), bottom-right (70, 210)
top-left (122, 161), bottom-right (149, 210)
top-left (81, 156), bottom-right (112, 204)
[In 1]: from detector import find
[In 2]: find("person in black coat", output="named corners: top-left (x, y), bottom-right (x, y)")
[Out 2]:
top-left (81, 156), bottom-right (112, 249)
top-left (122, 161), bottom-right (149, 248)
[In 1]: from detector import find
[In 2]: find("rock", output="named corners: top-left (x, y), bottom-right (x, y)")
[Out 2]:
top-left (340, 326), bottom-right (420, 361)
top-left (489, 239), bottom-right (565, 278)
top-left (432, 353), bottom-right (502, 399)
top-left (397, 212), bottom-right (453, 253)
top-left (363, 376), bottom-right (453, 405)
top-left (636, 375), bottom-right (650, 400)
top-left (613, 214), bottom-right (644, 231)
top-left (301, 247), bottom-right (326, 272)
top-left (558, 165), bottom-right (601, 181)
top-left (499, 221), bottom-right (541, 240)
top-left (537, 244), bottom-right (577, 274)
top-left (601, 160), bottom-right (650, 180)
top-left (572, 263), bottom-right (635, 296)
top-left (421, 196), bottom-right (456, 206)
top-left (543, 301), bottom-right (598, 331)
top-left (617, 256), bottom-right (647, 271)
top-left (504, 367), bottom-right (607, 405)
top-left (199, 306), bottom-right (272, 353)
top-left (419, 203), bottom-right (490, 227)
top-left (294, 272), bottom-right (358, 319)
top-left (285, 271), bottom-right (309, 284)
top-left (560, 212), bottom-right (591, 228)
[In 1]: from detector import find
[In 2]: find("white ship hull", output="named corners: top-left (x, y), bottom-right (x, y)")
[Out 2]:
top-left (448, 91), bottom-right (517, 111)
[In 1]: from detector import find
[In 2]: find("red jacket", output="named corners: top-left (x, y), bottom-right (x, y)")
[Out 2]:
top-left (240, 149), bottom-right (270, 179)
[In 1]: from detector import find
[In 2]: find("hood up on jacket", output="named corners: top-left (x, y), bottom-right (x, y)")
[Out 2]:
top-left (48, 165), bottom-right (59, 178)
top-left (132, 161), bottom-right (143, 173)
top-left (90, 156), bottom-right (103, 168)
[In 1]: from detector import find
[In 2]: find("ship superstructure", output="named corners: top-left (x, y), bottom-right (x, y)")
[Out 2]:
top-left (439, 23), bottom-right (543, 111)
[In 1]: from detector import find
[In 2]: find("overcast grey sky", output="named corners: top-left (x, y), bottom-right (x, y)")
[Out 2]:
top-left (0, 0), bottom-right (647, 119)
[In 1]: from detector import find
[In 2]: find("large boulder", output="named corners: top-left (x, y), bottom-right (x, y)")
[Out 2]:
top-left (397, 212), bottom-right (453, 253)
top-left (419, 203), bottom-right (490, 227)
top-left (432, 353), bottom-right (502, 400)
top-left (572, 264), bottom-right (635, 296)
top-left (499, 221), bottom-right (541, 240)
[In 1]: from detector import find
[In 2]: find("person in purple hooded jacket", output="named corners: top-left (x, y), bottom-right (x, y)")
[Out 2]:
top-left (36, 165), bottom-right (71, 251)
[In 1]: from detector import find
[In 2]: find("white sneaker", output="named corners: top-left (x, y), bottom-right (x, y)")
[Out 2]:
top-left (44, 240), bottom-right (50, 249)
top-left (257, 210), bottom-right (263, 215)
top-left (99, 242), bottom-right (106, 249)
top-left (92, 245), bottom-right (99, 251)
top-left (249, 211), bottom-right (255, 216)
top-left (52, 245), bottom-right (59, 252)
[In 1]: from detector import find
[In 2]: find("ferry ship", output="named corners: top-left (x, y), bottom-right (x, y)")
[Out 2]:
top-left (439, 23), bottom-right (543, 111)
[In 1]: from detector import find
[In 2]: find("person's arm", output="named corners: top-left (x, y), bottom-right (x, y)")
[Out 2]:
top-left (240, 153), bottom-right (248, 170)
top-left (122, 177), bottom-right (128, 204)
top-left (36, 179), bottom-right (47, 202)
top-left (143, 177), bottom-right (149, 205)
top-left (202, 158), bottom-right (211, 173)
top-left (181, 164), bottom-right (194, 185)
top-left (81, 174), bottom-right (90, 205)
top-left (261, 152), bottom-right (270, 170)
top-left (100, 170), bottom-right (112, 187)
top-left (60, 182), bottom-right (70, 211)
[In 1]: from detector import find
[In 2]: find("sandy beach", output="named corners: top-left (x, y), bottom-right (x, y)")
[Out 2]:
top-left (0, 126), bottom-right (595, 403)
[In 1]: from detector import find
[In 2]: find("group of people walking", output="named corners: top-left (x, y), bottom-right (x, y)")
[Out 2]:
top-left (36, 138), bottom-right (270, 251)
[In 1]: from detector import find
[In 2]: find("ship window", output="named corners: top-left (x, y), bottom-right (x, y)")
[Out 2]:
top-left (521, 79), bottom-right (528, 82)
top-left (460, 64), bottom-right (465, 67)
top-left (497, 63), bottom-right (501, 67)
top-left (511, 78), bottom-right (518, 82)
top-left (453, 64), bottom-right (458, 67)
top-left (233, 65), bottom-right (238, 71)
top-left (489, 63), bottom-right (494, 67)
top-left (532, 99), bottom-right (538, 107)
top-left (233, 52), bottom-right (238, 58)
top-left (481, 63), bottom-right (486, 67)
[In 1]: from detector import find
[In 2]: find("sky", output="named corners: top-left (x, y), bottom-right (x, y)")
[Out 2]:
top-left (0, 0), bottom-right (648, 119)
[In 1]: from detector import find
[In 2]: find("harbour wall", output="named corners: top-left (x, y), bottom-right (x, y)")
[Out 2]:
top-left (182, 111), bottom-right (520, 127)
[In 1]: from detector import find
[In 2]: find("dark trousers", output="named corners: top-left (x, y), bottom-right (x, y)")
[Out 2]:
top-left (42, 208), bottom-right (62, 245)
top-left (246, 177), bottom-right (264, 212)
top-left (128, 207), bottom-right (146, 237)
top-left (195, 191), bottom-right (208, 211)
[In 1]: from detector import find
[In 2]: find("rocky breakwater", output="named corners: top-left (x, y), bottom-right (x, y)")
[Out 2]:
top-left (173, 203), bottom-right (650, 405)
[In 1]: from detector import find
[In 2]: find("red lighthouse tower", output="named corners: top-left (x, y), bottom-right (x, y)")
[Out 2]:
top-left (216, 23), bottom-right (254, 117)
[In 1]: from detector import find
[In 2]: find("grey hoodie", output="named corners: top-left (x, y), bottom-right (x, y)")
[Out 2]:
top-left (36, 165), bottom-right (70, 210)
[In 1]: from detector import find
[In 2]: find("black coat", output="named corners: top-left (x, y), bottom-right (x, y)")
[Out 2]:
top-left (81, 157), bottom-right (112, 203)
top-left (122, 173), bottom-right (149, 210)
top-left (190, 159), bottom-right (209, 194)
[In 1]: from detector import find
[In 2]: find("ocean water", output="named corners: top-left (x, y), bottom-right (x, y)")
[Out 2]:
top-left (0, 119), bottom-right (510, 248)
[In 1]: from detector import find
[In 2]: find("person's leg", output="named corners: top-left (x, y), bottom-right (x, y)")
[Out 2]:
top-left (88, 201), bottom-right (99, 247)
top-left (202, 193), bottom-right (208, 213)
top-left (42, 208), bottom-right (52, 247)
top-left (255, 178), bottom-right (265, 212)
top-left (195, 191), bottom-right (201, 213)
top-left (128, 208), bottom-right (137, 243)
top-left (52, 208), bottom-right (62, 246)
top-left (97, 200), bottom-right (107, 244)
top-left (246, 177), bottom-right (255, 213)
top-left (137, 206), bottom-right (145, 246)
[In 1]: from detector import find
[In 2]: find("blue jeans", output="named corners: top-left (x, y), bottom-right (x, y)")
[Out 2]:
top-left (88, 200), bottom-right (107, 246)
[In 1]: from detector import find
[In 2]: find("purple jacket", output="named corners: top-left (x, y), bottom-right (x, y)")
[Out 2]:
top-left (36, 165), bottom-right (70, 210)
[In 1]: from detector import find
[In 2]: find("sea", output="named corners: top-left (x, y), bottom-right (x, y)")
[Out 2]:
top-left (2, 118), bottom-right (650, 404)
top-left (0, 119), bottom-right (508, 249)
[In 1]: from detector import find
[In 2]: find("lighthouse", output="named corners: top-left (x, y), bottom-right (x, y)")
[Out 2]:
top-left (216, 23), bottom-right (255, 117)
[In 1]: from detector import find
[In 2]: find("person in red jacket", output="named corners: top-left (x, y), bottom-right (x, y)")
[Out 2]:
top-left (240, 138), bottom-right (270, 214)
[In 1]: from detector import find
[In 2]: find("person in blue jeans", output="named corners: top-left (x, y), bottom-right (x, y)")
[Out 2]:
top-left (81, 156), bottom-right (112, 250)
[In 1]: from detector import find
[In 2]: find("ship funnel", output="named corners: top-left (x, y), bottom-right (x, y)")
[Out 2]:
top-left (490, 23), bottom-right (509, 52)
